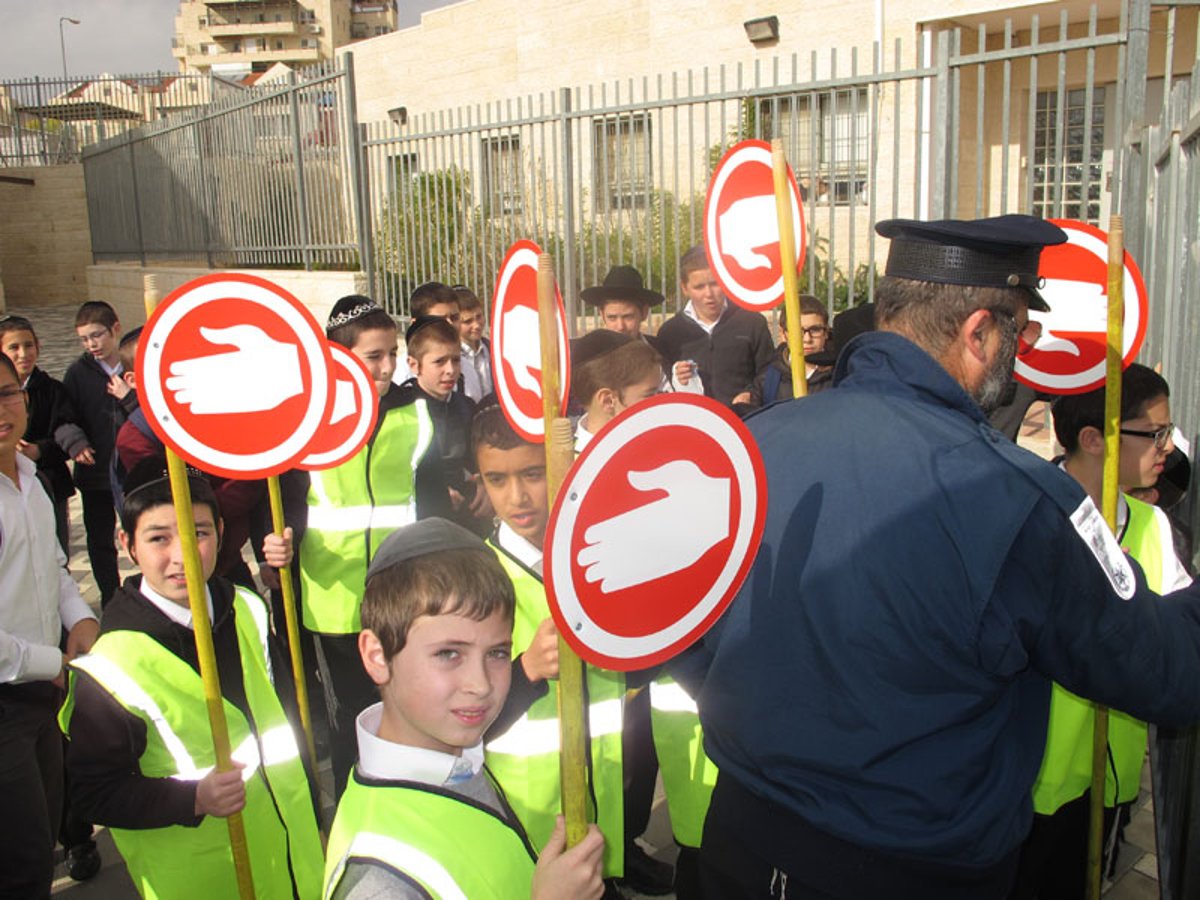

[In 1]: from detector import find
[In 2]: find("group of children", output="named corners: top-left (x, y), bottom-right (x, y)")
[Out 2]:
top-left (1, 247), bottom-right (1190, 899)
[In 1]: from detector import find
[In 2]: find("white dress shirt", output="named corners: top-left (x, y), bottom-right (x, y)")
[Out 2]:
top-left (0, 454), bottom-right (96, 684)
top-left (460, 341), bottom-right (494, 402)
top-left (137, 576), bottom-right (215, 630)
top-left (356, 701), bottom-right (484, 785)
top-left (497, 521), bottom-right (542, 576)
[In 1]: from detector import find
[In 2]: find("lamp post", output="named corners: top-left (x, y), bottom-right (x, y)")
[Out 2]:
top-left (59, 16), bottom-right (81, 81)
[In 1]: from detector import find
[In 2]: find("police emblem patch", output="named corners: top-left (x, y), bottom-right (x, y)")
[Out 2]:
top-left (1070, 496), bottom-right (1136, 599)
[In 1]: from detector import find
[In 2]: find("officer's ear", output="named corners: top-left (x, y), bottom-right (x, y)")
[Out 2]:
top-left (1077, 424), bottom-right (1107, 458)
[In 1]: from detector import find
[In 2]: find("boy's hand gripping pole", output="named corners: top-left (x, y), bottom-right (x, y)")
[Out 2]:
top-left (772, 138), bottom-right (807, 398)
top-left (1087, 215), bottom-right (1124, 900)
top-left (537, 254), bottom-right (590, 848)
top-left (143, 275), bottom-right (257, 900)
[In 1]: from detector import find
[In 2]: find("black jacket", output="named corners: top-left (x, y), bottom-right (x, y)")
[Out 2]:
top-left (654, 304), bottom-right (775, 406)
top-left (66, 577), bottom-right (303, 830)
top-left (736, 344), bottom-right (834, 413)
top-left (56, 352), bottom-right (130, 492)
top-left (22, 367), bottom-right (75, 504)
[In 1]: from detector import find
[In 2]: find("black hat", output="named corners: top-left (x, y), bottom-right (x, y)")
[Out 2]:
top-left (327, 295), bottom-right (382, 333)
top-left (367, 518), bottom-right (487, 581)
top-left (875, 215), bottom-right (1067, 312)
top-left (119, 325), bottom-right (143, 349)
top-left (570, 329), bottom-right (633, 372)
top-left (405, 315), bottom-right (453, 345)
top-left (580, 266), bottom-right (664, 309)
top-left (805, 303), bottom-right (876, 367)
top-left (122, 456), bottom-right (213, 508)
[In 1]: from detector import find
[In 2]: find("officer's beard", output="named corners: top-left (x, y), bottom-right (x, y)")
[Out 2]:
top-left (975, 322), bottom-right (1018, 414)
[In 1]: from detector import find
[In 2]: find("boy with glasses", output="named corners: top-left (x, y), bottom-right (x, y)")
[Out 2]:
top-left (732, 295), bottom-right (835, 409)
top-left (58, 301), bottom-right (131, 607)
top-left (1011, 362), bottom-right (1190, 899)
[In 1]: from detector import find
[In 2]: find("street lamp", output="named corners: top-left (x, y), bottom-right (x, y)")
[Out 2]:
top-left (59, 16), bottom-right (81, 81)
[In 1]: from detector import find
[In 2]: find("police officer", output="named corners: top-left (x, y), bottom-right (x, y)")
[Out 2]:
top-left (696, 215), bottom-right (1200, 899)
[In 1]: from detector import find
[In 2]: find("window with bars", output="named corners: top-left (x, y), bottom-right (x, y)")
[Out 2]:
top-left (761, 89), bottom-right (870, 205)
top-left (481, 134), bottom-right (523, 216)
top-left (592, 113), bottom-right (652, 210)
top-left (1032, 87), bottom-right (1106, 225)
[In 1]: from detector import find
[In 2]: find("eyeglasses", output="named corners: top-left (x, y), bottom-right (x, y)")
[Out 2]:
top-left (0, 386), bottom-right (26, 407)
top-left (78, 328), bottom-right (110, 346)
top-left (1119, 423), bottom-right (1174, 451)
top-left (991, 310), bottom-right (1043, 356)
top-left (800, 326), bottom-right (830, 339)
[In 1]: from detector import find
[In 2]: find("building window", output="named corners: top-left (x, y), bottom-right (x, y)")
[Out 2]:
top-left (592, 113), bottom-right (652, 210)
top-left (275, 40), bottom-right (284, 50)
top-left (481, 134), bottom-right (523, 216)
top-left (1032, 87), bottom-right (1105, 225)
top-left (762, 89), bottom-right (870, 205)
top-left (299, 8), bottom-right (316, 23)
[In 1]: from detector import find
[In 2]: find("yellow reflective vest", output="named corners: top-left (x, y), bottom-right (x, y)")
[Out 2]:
top-left (649, 675), bottom-right (719, 848)
top-left (301, 397), bottom-right (433, 634)
top-left (60, 588), bottom-right (323, 899)
top-left (324, 767), bottom-right (537, 899)
top-left (485, 540), bottom-right (626, 877)
top-left (1032, 494), bottom-right (1173, 813)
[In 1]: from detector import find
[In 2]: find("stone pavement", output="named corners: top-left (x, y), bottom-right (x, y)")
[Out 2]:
top-left (10, 304), bottom-right (1158, 897)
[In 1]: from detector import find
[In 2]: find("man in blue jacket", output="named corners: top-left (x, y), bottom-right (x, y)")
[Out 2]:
top-left (697, 215), bottom-right (1200, 899)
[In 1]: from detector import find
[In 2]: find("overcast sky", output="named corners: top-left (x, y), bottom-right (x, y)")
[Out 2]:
top-left (0, 0), bottom-right (453, 81)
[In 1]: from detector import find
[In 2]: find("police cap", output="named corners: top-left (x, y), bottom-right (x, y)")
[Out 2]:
top-left (876, 214), bottom-right (1067, 311)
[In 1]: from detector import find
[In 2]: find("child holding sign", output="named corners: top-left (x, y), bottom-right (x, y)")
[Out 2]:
top-left (60, 458), bottom-right (323, 899)
top-left (470, 404), bottom-right (629, 881)
top-left (324, 517), bottom-right (605, 899)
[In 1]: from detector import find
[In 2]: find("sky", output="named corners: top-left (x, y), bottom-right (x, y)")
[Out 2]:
top-left (0, 0), bottom-right (454, 81)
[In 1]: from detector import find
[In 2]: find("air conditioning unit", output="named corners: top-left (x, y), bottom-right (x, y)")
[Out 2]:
top-left (308, 24), bottom-right (322, 34)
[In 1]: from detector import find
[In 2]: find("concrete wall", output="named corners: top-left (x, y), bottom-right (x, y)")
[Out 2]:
top-left (0, 165), bottom-right (92, 308)
top-left (86, 263), bottom-right (369, 329)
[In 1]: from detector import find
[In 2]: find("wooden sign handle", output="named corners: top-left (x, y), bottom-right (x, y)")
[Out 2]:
top-left (771, 138), bottom-right (807, 398)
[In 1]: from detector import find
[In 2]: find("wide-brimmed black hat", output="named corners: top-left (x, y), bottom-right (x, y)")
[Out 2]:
top-left (876, 215), bottom-right (1067, 312)
top-left (805, 303), bottom-right (876, 367)
top-left (580, 266), bottom-right (664, 309)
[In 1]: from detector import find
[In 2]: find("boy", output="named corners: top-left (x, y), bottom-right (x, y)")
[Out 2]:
top-left (0, 352), bottom-right (99, 898)
top-left (1011, 363), bottom-right (1191, 899)
top-left (471, 404), bottom-right (628, 880)
top-left (581, 265), bottom-right (664, 345)
top-left (395, 316), bottom-right (488, 532)
top-left (654, 245), bottom-right (774, 407)
top-left (58, 301), bottom-right (132, 606)
top-left (300, 294), bottom-right (434, 797)
top-left (732, 295), bottom-right (835, 409)
top-left (0, 314), bottom-right (75, 552)
top-left (393, 281), bottom-right (463, 385)
top-left (324, 517), bottom-right (605, 899)
top-left (60, 457), bottom-right (322, 900)
top-left (454, 285), bottom-right (494, 402)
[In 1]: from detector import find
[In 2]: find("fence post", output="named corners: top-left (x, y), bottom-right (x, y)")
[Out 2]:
top-left (288, 71), bottom-right (314, 272)
top-left (558, 87), bottom-right (578, 334)
top-left (342, 53), bottom-right (374, 289)
top-left (930, 29), bottom-right (954, 220)
top-left (1117, 0), bottom-right (1151, 261)
top-left (195, 118), bottom-right (215, 268)
top-left (34, 77), bottom-right (48, 165)
top-left (127, 133), bottom-right (147, 267)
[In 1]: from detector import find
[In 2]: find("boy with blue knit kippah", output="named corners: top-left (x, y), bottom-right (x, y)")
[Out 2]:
top-left (324, 517), bottom-right (605, 900)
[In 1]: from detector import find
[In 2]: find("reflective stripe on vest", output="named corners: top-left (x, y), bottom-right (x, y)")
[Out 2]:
top-left (649, 676), bottom-right (718, 848)
top-left (485, 541), bottom-right (626, 878)
top-left (324, 771), bottom-right (536, 900)
top-left (1031, 494), bottom-right (1168, 814)
top-left (301, 399), bottom-right (433, 633)
top-left (62, 588), bottom-right (323, 899)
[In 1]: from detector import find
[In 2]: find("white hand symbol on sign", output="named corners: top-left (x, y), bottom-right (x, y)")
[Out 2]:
top-left (1031, 280), bottom-right (1108, 356)
top-left (166, 325), bottom-right (303, 414)
top-left (577, 460), bottom-right (730, 593)
top-left (501, 305), bottom-right (543, 395)
top-left (718, 195), bottom-right (780, 270)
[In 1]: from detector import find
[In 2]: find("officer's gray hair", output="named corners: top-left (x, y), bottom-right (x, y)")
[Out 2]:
top-left (875, 276), bottom-right (1027, 357)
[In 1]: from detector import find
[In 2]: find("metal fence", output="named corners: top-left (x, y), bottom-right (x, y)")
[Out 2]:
top-left (82, 60), bottom-right (362, 269)
top-left (0, 71), bottom-right (244, 166)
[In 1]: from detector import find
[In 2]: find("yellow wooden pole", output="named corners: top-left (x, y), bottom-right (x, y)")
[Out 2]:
top-left (1087, 214), bottom-right (1125, 899)
top-left (536, 253), bottom-right (589, 847)
top-left (771, 137), bottom-right (807, 398)
top-left (143, 275), bottom-right (256, 900)
top-left (266, 477), bottom-right (320, 801)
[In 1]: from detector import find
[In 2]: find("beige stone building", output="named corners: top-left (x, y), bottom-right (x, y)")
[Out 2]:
top-left (172, 0), bottom-right (398, 75)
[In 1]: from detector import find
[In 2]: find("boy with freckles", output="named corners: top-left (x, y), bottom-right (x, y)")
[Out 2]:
top-left (324, 517), bottom-right (604, 899)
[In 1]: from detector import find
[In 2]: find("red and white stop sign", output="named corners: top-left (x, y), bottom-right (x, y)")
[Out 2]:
top-left (298, 344), bottom-right (378, 471)
top-left (490, 240), bottom-right (571, 442)
top-left (544, 394), bottom-right (767, 671)
top-left (704, 139), bottom-right (806, 312)
top-left (1015, 219), bottom-right (1148, 394)
top-left (139, 273), bottom-right (333, 478)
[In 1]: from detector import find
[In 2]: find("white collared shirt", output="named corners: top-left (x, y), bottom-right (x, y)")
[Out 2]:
top-left (356, 701), bottom-right (484, 785)
top-left (137, 576), bottom-right (214, 630)
top-left (0, 454), bottom-right (96, 684)
top-left (574, 417), bottom-right (595, 454)
top-left (683, 300), bottom-right (725, 335)
top-left (460, 341), bottom-right (493, 402)
top-left (497, 521), bottom-right (542, 576)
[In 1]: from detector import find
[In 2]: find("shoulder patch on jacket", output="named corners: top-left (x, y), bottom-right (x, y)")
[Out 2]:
top-left (1069, 496), bottom-right (1136, 599)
